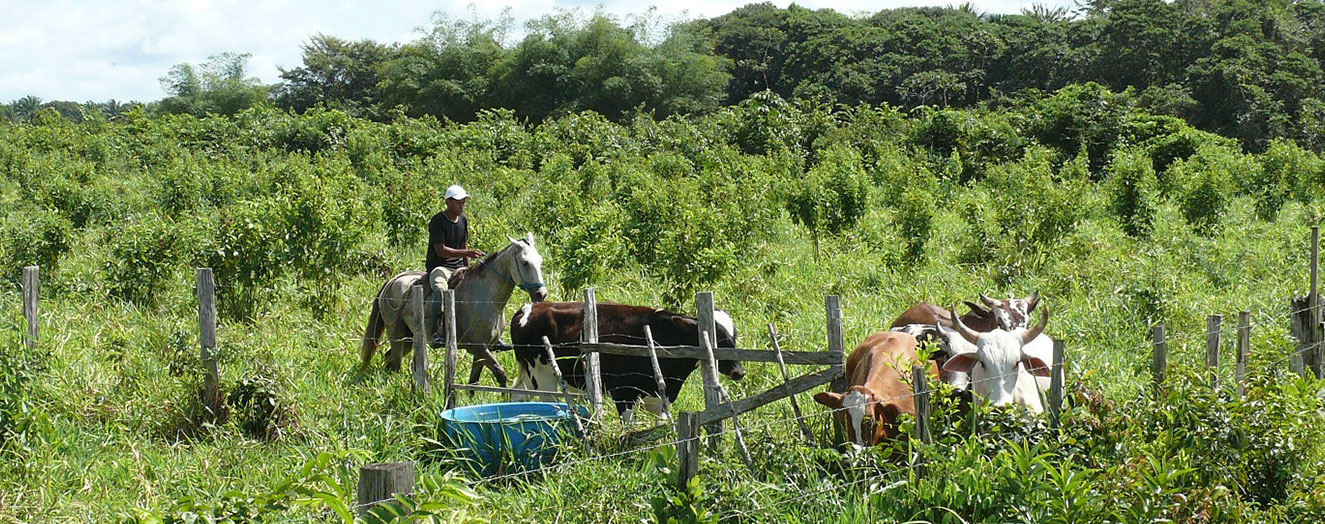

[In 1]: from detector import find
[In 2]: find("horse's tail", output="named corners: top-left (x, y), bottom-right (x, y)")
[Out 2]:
top-left (361, 279), bottom-right (391, 368)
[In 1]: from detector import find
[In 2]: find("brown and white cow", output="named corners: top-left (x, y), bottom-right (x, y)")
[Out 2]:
top-left (978, 291), bottom-right (1041, 331)
top-left (510, 301), bottom-right (745, 420)
top-left (813, 331), bottom-right (935, 447)
top-left (889, 293), bottom-right (1041, 390)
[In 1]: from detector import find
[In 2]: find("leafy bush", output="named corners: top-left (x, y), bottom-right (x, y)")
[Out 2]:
top-left (1106, 146), bottom-right (1161, 237)
top-left (227, 373), bottom-right (296, 441)
top-left (103, 214), bottom-right (192, 305)
top-left (784, 145), bottom-right (870, 258)
top-left (0, 206), bottom-right (71, 284)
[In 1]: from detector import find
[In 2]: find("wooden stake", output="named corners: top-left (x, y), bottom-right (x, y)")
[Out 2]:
top-left (443, 290), bottom-right (457, 409)
top-left (1152, 324), bottom-right (1167, 392)
top-left (1207, 315), bottom-right (1222, 390)
top-left (411, 283), bottom-right (429, 395)
top-left (769, 323), bottom-right (814, 444)
top-left (582, 288), bottom-right (604, 416)
top-left (358, 462), bottom-right (415, 520)
top-left (676, 412), bottom-right (700, 489)
top-left (911, 365), bottom-right (932, 445)
top-left (22, 266), bottom-right (37, 352)
top-left (1048, 339), bottom-right (1065, 428)
top-left (696, 291), bottom-right (721, 449)
top-left (543, 336), bottom-right (585, 439)
top-left (703, 333), bottom-right (752, 468)
top-left (826, 295), bottom-right (846, 444)
top-left (644, 325), bottom-right (672, 419)
top-left (1313, 226), bottom-right (1321, 378)
top-left (1236, 311), bottom-right (1250, 397)
top-left (197, 268), bottom-right (223, 420)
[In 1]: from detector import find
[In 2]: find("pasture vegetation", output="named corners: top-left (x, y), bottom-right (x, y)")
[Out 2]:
top-left (2, 85), bottom-right (1325, 523)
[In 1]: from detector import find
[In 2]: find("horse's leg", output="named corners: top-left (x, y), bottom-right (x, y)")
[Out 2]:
top-left (474, 346), bottom-right (509, 388)
top-left (467, 358), bottom-right (483, 385)
top-left (387, 337), bottom-right (404, 372)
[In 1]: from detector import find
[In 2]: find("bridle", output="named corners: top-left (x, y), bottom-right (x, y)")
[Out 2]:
top-left (478, 245), bottom-right (545, 292)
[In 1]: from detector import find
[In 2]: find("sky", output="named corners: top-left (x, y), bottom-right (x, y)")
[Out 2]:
top-left (0, 0), bottom-right (1080, 104)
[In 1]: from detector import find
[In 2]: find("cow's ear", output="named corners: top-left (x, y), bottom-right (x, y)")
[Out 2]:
top-left (1023, 356), bottom-right (1052, 377)
top-left (943, 353), bottom-right (979, 374)
top-left (963, 300), bottom-right (992, 316)
top-left (813, 392), bottom-right (844, 409)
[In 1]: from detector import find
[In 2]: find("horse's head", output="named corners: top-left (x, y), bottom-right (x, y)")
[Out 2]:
top-left (503, 233), bottom-right (549, 302)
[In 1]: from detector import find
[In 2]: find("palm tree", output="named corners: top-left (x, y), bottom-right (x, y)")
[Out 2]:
top-left (10, 95), bottom-right (42, 122)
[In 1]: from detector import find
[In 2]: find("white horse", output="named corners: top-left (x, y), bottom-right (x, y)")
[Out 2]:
top-left (360, 233), bottom-right (549, 386)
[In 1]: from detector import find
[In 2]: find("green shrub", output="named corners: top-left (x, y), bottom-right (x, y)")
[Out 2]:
top-left (784, 145), bottom-right (870, 258)
top-left (1106, 147), bottom-right (1160, 237)
top-left (103, 214), bottom-right (192, 305)
top-left (0, 206), bottom-right (71, 284)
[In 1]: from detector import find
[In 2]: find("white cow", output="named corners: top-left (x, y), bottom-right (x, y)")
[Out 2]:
top-left (939, 304), bottom-right (1053, 413)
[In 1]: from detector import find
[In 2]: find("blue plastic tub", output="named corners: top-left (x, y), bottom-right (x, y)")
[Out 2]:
top-left (440, 402), bottom-right (586, 475)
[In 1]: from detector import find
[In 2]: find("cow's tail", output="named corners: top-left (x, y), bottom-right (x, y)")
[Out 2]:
top-left (360, 280), bottom-right (390, 368)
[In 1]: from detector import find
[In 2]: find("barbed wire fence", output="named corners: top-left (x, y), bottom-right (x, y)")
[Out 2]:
top-left (10, 225), bottom-right (1325, 521)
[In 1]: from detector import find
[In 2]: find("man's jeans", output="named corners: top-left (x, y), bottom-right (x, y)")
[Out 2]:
top-left (427, 266), bottom-right (453, 342)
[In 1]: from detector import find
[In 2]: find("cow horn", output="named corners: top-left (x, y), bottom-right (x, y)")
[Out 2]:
top-left (979, 293), bottom-right (998, 308)
top-left (949, 304), bottom-right (980, 345)
top-left (1027, 290), bottom-right (1041, 312)
top-left (1022, 304), bottom-right (1049, 345)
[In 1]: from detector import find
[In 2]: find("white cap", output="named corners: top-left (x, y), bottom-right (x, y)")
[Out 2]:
top-left (445, 185), bottom-right (469, 201)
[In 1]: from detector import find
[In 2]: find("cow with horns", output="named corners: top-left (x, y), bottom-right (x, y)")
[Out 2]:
top-left (889, 292), bottom-right (1043, 389)
top-left (509, 301), bottom-right (745, 421)
top-left (941, 302), bottom-right (1053, 413)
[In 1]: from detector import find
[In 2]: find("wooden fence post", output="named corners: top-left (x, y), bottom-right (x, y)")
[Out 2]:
top-left (1207, 315), bottom-right (1223, 390)
top-left (1291, 295), bottom-right (1312, 377)
top-left (582, 288), bottom-right (604, 416)
top-left (676, 412), bottom-right (700, 489)
top-left (696, 291), bottom-right (721, 449)
top-left (1152, 324), bottom-right (1167, 392)
top-left (543, 336), bottom-right (586, 439)
top-left (769, 323), bottom-right (814, 445)
top-left (411, 283), bottom-right (429, 394)
top-left (197, 268), bottom-right (224, 420)
top-left (1312, 226), bottom-right (1321, 379)
top-left (702, 333), bottom-right (752, 467)
top-left (912, 365), bottom-right (932, 445)
top-left (826, 295), bottom-right (846, 444)
top-left (1048, 339), bottom-right (1065, 428)
top-left (443, 290), bottom-right (457, 409)
top-left (22, 266), bottom-right (37, 352)
top-left (912, 365), bottom-right (932, 479)
top-left (643, 326), bottom-right (672, 419)
top-left (358, 462), bottom-right (415, 520)
top-left (1236, 311), bottom-right (1250, 397)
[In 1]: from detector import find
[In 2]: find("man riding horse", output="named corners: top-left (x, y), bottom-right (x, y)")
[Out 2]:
top-left (426, 185), bottom-right (484, 343)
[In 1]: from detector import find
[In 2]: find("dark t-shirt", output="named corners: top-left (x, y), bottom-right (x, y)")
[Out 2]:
top-left (426, 212), bottom-right (469, 272)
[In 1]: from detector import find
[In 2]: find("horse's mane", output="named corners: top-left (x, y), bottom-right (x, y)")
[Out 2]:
top-left (470, 238), bottom-right (525, 276)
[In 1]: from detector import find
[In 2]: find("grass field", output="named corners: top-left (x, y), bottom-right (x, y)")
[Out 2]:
top-left (2, 102), bottom-right (1325, 522)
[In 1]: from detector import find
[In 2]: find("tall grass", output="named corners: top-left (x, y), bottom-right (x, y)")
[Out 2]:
top-left (1, 98), bottom-right (1323, 522)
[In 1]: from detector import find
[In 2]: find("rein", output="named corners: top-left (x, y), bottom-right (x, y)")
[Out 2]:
top-left (478, 255), bottom-right (544, 292)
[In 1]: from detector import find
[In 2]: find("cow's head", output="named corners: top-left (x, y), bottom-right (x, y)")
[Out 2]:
top-left (813, 386), bottom-right (899, 447)
top-left (979, 291), bottom-right (1040, 331)
top-left (505, 233), bottom-right (549, 303)
top-left (713, 310), bottom-right (745, 381)
top-left (942, 303), bottom-right (1050, 412)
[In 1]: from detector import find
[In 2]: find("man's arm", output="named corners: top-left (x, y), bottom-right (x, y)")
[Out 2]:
top-left (434, 243), bottom-right (483, 259)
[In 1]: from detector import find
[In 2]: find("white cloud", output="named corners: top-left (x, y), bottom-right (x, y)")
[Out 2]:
top-left (0, 0), bottom-right (1076, 103)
